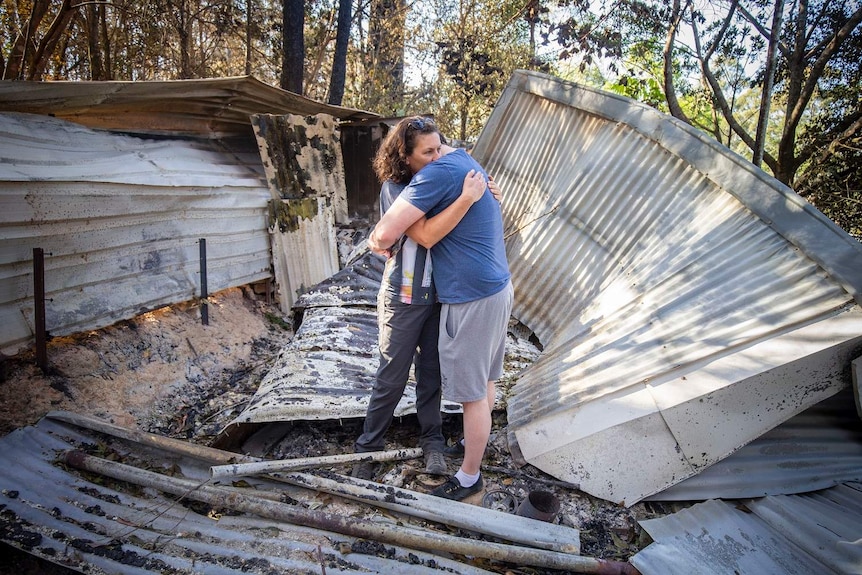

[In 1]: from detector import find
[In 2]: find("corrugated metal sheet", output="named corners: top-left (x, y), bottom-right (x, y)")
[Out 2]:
top-left (0, 76), bottom-right (378, 137)
top-left (253, 113), bottom-right (346, 310)
top-left (0, 112), bottom-right (272, 355)
top-left (0, 414), bottom-right (496, 575)
top-left (471, 70), bottom-right (862, 505)
top-left (631, 483), bottom-right (862, 575)
top-left (646, 386), bottom-right (862, 500)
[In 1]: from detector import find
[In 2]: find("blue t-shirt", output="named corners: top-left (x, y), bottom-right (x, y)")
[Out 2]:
top-left (401, 149), bottom-right (510, 303)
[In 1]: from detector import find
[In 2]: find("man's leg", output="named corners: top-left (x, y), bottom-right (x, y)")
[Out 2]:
top-left (432, 283), bottom-right (512, 499)
top-left (460, 396), bottom-right (491, 475)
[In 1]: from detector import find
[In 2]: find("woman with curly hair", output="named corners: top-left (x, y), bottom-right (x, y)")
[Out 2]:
top-left (352, 116), bottom-right (500, 480)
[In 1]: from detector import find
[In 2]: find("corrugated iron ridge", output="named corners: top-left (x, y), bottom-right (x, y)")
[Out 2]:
top-left (632, 483), bottom-right (862, 575)
top-left (0, 417), bottom-right (493, 575)
top-left (485, 70), bottom-right (862, 302)
top-left (0, 112), bottom-right (265, 186)
top-left (477, 83), bottom-right (854, 428)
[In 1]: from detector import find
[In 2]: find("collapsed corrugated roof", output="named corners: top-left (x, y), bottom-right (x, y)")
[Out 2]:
top-left (0, 76), bottom-right (378, 137)
top-left (221, 250), bottom-right (541, 431)
top-left (470, 70), bottom-right (862, 505)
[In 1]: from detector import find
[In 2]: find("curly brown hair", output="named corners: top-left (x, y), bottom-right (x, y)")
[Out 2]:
top-left (372, 116), bottom-right (444, 185)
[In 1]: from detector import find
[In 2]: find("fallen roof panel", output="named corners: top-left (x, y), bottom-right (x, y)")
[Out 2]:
top-left (631, 484), bottom-right (862, 575)
top-left (223, 250), bottom-right (541, 429)
top-left (0, 415), bottom-right (494, 575)
top-left (646, 387), bottom-right (862, 501)
top-left (471, 70), bottom-right (862, 505)
top-left (0, 76), bottom-right (378, 137)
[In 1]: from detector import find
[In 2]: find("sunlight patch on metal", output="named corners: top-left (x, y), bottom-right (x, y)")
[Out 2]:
top-left (471, 70), bottom-right (862, 506)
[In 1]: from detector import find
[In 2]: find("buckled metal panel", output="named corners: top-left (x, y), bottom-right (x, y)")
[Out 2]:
top-left (472, 70), bottom-right (862, 505)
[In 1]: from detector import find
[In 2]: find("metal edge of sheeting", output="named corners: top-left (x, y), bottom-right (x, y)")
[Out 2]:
top-left (853, 356), bottom-right (862, 419)
top-left (631, 483), bottom-right (862, 575)
top-left (0, 76), bottom-right (380, 129)
top-left (475, 69), bottom-right (862, 304)
top-left (0, 416), bottom-right (494, 575)
top-left (646, 386), bottom-right (862, 501)
top-left (293, 250), bottom-right (387, 310)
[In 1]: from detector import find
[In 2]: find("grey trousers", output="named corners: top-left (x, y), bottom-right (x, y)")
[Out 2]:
top-left (354, 299), bottom-right (445, 454)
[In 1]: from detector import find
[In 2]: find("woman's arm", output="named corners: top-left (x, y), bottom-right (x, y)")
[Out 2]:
top-left (405, 170), bottom-right (486, 249)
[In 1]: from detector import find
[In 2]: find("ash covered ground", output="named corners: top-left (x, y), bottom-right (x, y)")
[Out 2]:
top-left (0, 246), bottom-right (680, 573)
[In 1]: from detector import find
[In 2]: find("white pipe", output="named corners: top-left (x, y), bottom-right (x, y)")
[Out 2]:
top-left (209, 447), bottom-right (423, 478)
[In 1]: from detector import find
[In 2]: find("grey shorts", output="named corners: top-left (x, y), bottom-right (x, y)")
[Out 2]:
top-left (438, 281), bottom-right (514, 403)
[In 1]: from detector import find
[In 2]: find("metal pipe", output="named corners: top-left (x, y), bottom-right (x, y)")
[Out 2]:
top-left (48, 411), bottom-right (579, 555)
top-left (33, 247), bottom-right (47, 372)
top-left (62, 450), bottom-right (639, 575)
top-left (209, 448), bottom-right (424, 478)
top-left (46, 410), bottom-right (252, 464)
top-left (199, 238), bottom-right (208, 325)
top-left (276, 470), bottom-right (580, 554)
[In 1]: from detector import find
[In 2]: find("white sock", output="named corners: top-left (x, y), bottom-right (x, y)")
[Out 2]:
top-left (455, 468), bottom-right (480, 487)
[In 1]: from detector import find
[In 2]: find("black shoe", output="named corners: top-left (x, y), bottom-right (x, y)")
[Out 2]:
top-left (351, 459), bottom-right (375, 480)
top-left (424, 450), bottom-right (447, 475)
top-left (443, 440), bottom-right (465, 458)
top-left (430, 475), bottom-right (483, 501)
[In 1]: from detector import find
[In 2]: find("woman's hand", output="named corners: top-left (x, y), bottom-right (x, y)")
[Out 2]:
top-left (461, 169), bottom-right (487, 204)
top-left (488, 175), bottom-right (502, 202)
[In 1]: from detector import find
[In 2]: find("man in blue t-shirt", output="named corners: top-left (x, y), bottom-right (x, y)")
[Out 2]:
top-left (368, 148), bottom-right (513, 501)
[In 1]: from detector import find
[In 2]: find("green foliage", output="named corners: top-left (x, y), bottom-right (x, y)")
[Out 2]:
top-left (1, 0), bottom-right (859, 236)
top-left (605, 74), bottom-right (665, 109)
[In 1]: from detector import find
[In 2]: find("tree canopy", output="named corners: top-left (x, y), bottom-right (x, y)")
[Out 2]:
top-left (1, 0), bottom-right (859, 235)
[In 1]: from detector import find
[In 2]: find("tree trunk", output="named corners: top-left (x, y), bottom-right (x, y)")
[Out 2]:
top-left (85, 3), bottom-right (104, 80)
top-left (283, 0), bottom-right (304, 93)
top-left (245, 0), bottom-right (252, 75)
top-left (3, 0), bottom-right (51, 79)
top-left (752, 0), bottom-right (784, 168)
top-left (28, 0), bottom-right (80, 80)
top-left (367, 0), bottom-right (405, 114)
top-left (328, 0), bottom-right (352, 105)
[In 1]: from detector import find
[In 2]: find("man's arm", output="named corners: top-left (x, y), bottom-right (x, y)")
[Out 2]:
top-left (367, 196), bottom-right (425, 256)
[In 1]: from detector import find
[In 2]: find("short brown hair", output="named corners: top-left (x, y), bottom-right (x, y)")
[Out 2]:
top-left (372, 116), bottom-right (443, 185)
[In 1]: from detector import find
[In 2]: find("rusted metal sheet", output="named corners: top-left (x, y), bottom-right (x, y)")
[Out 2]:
top-left (0, 112), bottom-right (271, 355)
top-left (253, 113), bottom-right (345, 311)
top-left (471, 70), bottom-right (862, 505)
top-left (0, 76), bottom-right (377, 137)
